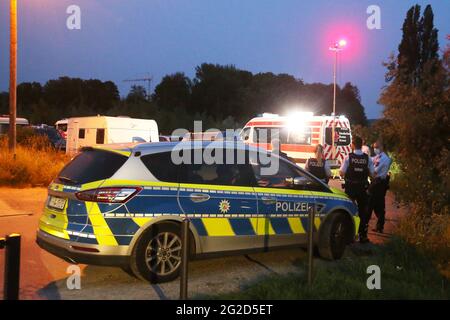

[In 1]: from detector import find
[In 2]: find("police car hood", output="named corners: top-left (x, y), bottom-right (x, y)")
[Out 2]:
top-left (330, 187), bottom-right (347, 197)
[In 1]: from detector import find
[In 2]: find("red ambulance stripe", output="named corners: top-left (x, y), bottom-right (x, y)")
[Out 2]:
top-left (246, 121), bottom-right (323, 127)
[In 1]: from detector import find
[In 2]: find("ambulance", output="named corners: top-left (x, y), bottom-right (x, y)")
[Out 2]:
top-left (240, 112), bottom-right (352, 168)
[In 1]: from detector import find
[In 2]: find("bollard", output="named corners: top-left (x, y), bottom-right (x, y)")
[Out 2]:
top-left (179, 218), bottom-right (190, 300)
top-left (307, 204), bottom-right (315, 287)
top-left (3, 233), bottom-right (21, 300)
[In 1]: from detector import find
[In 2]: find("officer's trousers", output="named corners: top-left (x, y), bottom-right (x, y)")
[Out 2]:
top-left (345, 186), bottom-right (369, 239)
top-left (368, 179), bottom-right (388, 231)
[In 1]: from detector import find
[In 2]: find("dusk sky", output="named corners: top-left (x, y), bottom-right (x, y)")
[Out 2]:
top-left (0, 0), bottom-right (449, 119)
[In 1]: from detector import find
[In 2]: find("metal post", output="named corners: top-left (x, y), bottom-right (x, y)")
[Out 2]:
top-left (3, 234), bottom-right (21, 300)
top-left (179, 218), bottom-right (190, 300)
top-left (307, 204), bottom-right (315, 287)
top-left (331, 49), bottom-right (337, 161)
top-left (8, 0), bottom-right (18, 154)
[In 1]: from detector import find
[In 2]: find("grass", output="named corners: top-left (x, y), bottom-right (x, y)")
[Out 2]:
top-left (0, 136), bottom-right (70, 187)
top-left (200, 237), bottom-right (449, 300)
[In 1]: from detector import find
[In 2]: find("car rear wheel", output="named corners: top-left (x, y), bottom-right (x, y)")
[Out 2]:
top-left (130, 223), bottom-right (183, 283)
top-left (318, 212), bottom-right (353, 260)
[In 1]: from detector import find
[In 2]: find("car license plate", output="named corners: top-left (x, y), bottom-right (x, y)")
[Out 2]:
top-left (48, 196), bottom-right (66, 210)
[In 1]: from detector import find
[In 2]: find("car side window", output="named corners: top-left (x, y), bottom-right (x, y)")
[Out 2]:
top-left (178, 148), bottom-right (256, 187)
top-left (251, 152), bottom-right (329, 192)
top-left (140, 152), bottom-right (179, 183)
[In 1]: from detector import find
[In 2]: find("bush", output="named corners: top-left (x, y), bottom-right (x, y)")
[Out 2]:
top-left (397, 211), bottom-right (450, 278)
top-left (0, 136), bottom-right (69, 186)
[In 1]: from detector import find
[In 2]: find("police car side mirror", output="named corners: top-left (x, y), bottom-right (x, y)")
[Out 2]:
top-left (293, 176), bottom-right (309, 188)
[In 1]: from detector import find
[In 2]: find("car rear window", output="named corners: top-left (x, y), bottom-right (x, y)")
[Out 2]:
top-left (140, 152), bottom-right (179, 182)
top-left (57, 149), bottom-right (128, 184)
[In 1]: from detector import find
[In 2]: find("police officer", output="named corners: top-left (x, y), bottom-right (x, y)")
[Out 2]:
top-left (305, 144), bottom-right (331, 184)
top-left (368, 140), bottom-right (392, 233)
top-left (339, 136), bottom-right (375, 243)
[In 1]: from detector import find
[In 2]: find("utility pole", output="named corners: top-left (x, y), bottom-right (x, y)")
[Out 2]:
top-left (329, 39), bottom-right (346, 161)
top-left (9, 0), bottom-right (17, 153)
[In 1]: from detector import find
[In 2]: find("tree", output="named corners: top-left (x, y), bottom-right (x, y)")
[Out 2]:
top-left (152, 72), bottom-right (191, 110)
top-left (379, 5), bottom-right (449, 216)
top-left (396, 4), bottom-right (440, 87)
top-left (191, 63), bottom-right (253, 120)
top-left (338, 83), bottom-right (368, 126)
top-left (126, 85), bottom-right (148, 104)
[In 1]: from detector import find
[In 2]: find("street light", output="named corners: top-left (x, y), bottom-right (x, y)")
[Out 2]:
top-left (8, 0), bottom-right (17, 154)
top-left (329, 39), bottom-right (346, 162)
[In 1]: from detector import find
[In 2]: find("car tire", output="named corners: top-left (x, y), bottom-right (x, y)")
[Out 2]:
top-left (130, 223), bottom-right (184, 283)
top-left (318, 212), bottom-right (353, 260)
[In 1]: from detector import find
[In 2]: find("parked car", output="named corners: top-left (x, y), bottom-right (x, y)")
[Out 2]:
top-left (37, 141), bottom-right (359, 283)
top-left (32, 125), bottom-right (66, 151)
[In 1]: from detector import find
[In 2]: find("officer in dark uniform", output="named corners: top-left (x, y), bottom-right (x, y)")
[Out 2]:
top-left (305, 144), bottom-right (331, 184)
top-left (339, 136), bottom-right (375, 243)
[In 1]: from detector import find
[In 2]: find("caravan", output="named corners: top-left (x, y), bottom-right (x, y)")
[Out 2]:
top-left (0, 116), bottom-right (29, 135)
top-left (66, 116), bottom-right (159, 155)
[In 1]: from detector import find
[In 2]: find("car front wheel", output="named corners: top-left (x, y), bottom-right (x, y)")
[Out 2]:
top-left (318, 212), bottom-right (353, 260)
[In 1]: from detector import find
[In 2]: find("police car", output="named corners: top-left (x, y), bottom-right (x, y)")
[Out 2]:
top-left (37, 141), bottom-right (359, 283)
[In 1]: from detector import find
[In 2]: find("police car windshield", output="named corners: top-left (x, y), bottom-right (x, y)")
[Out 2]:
top-left (57, 149), bottom-right (128, 185)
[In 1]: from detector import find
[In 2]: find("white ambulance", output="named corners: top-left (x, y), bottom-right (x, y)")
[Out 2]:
top-left (66, 116), bottom-right (159, 155)
top-left (241, 112), bottom-right (352, 168)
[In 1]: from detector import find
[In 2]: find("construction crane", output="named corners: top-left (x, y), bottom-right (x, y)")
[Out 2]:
top-left (123, 76), bottom-right (153, 100)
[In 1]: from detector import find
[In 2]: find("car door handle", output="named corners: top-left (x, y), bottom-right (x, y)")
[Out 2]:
top-left (189, 193), bottom-right (210, 203)
top-left (261, 196), bottom-right (277, 205)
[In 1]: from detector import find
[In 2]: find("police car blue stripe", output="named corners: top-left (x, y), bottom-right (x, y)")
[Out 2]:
top-left (113, 235), bottom-right (133, 245)
top-left (67, 222), bottom-right (85, 232)
top-left (228, 218), bottom-right (255, 236)
top-left (270, 218), bottom-right (293, 234)
top-left (191, 219), bottom-right (208, 236)
top-left (97, 203), bottom-right (122, 213)
top-left (104, 218), bottom-right (140, 236)
top-left (126, 196), bottom-right (182, 214)
top-left (82, 219), bottom-right (95, 234)
top-left (300, 217), bottom-right (318, 232)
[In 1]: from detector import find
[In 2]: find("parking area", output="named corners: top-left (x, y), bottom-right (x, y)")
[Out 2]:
top-left (0, 182), bottom-right (401, 300)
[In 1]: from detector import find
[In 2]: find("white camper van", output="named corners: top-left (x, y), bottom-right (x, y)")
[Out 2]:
top-left (66, 116), bottom-right (159, 155)
top-left (0, 116), bottom-right (29, 135)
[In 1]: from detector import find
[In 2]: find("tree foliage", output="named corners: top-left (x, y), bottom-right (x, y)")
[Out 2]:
top-left (379, 4), bottom-right (449, 216)
top-left (0, 64), bottom-right (368, 131)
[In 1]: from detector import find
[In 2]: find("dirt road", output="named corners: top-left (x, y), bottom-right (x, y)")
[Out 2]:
top-left (0, 182), bottom-right (404, 300)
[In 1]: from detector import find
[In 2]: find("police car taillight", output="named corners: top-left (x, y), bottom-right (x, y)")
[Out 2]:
top-left (75, 187), bottom-right (142, 203)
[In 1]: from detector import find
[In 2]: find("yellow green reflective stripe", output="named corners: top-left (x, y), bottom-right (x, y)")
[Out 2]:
top-left (93, 147), bottom-right (131, 157)
top-left (87, 202), bottom-right (118, 246)
top-left (100, 179), bottom-right (178, 188)
top-left (353, 216), bottom-right (360, 235)
top-left (180, 183), bottom-right (254, 193)
top-left (202, 218), bottom-right (235, 236)
top-left (314, 217), bottom-right (321, 230)
top-left (287, 217), bottom-right (305, 233)
top-left (253, 187), bottom-right (311, 196)
top-left (132, 217), bottom-right (152, 227)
